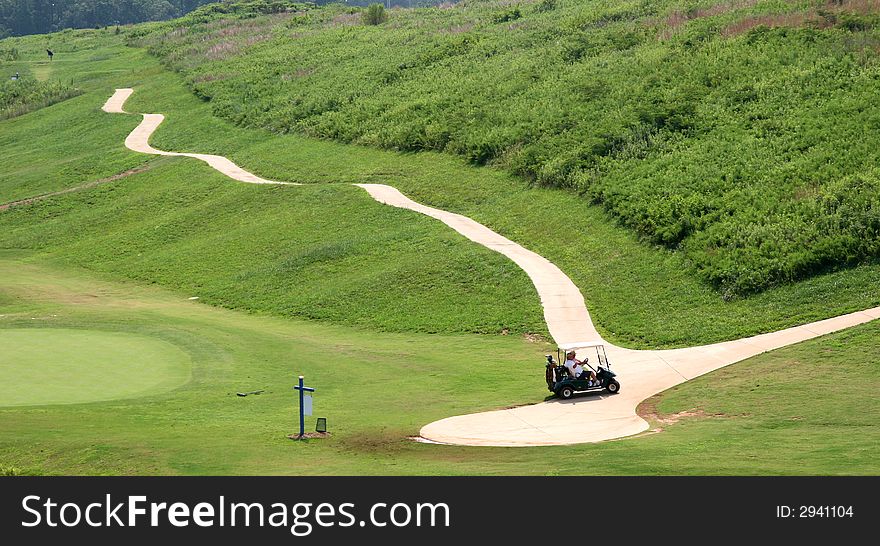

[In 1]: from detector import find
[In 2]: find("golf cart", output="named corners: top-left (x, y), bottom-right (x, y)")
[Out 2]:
top-left (545, 341), bottom-right (620, 399)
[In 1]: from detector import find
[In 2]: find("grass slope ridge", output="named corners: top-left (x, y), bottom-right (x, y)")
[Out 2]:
top-left (132, 0), bottom-right (880, 296)
top-left (0, 160), bottom-right (544, 335)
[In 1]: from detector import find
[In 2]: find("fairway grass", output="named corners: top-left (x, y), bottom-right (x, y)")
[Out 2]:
top-left (0, 328), bottom-right (191, 407)
top-left (31, 61), bottom-right (51, 81)
top-left (0, 255), bottom-right (877, 475)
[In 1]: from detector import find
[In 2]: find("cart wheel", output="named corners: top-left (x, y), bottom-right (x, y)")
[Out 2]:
top-left (606, 380), bottom-right (620, 394)
top-left (559, 386), bottom-right (574, 400)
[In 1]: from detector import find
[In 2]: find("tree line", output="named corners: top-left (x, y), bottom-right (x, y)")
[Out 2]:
top-left (0, 1), bottom-right (229, 38)
top-left (0, 1), bottom-right (448, 38)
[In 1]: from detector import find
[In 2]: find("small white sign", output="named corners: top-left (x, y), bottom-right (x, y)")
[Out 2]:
top-left (303, 394), bottom-right (313, 416)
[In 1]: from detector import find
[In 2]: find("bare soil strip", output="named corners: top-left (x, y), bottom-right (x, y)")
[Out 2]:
top-left (0, 165), bottom-right (153, 212)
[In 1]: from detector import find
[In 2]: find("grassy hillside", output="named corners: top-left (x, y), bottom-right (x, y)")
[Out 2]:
top-left (0, 31), bottom-right (157, 201)
top-left (0, 159), bottom-right (545, 335)
top-left (0, 32), bottom-right (546, 337)
top-left (0, 43), bottom-right (80, 120)
top-left (1, 29), bottom-right (879, 346)
top-left (122, 66), bottom-right (880, 348)
top-left (132, 0), bottom-right (880, 296)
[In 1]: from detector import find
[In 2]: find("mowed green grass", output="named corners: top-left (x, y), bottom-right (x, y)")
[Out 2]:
top-left (0, 328), bottom-right (191, 406)
top-left (30, 62), bottom-right (51, 82)
top-left (1, 31), bottom-right (878, 346)
top-left (0, 158), bottom-right (545, 336)
top-left (0, 254), bottom-right (546, 475)
top-left (0, 32), bottom-right (153, 202)
top-left (0, 255), bottom-right (876, 475)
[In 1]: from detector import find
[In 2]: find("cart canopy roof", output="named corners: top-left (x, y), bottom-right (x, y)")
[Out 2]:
top-left (558, 341), bottom-right (605, 351)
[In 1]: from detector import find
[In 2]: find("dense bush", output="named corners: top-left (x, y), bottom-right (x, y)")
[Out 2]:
top-left (134, 0), bottom-right (880, 295)
top-left (492, 7), bottom-right (521, 23)
top-left (0, 76), bottom-right (81, 119)
top-left (363, 4), bottom-right (388, 25)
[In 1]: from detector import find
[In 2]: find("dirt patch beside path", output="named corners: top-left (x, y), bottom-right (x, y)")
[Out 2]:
top-left (637, 395), bottom-right (746, 433)
top-left (0, 164), bottom-right (154, 212)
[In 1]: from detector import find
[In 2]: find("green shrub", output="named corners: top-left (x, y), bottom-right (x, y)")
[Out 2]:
top-left (0, 46), bottom-right (18, 61)
top-left (493, 8), bottom-right (522, 24)
top-left (534, 0), bottom-right (557, 13)
top-left (363, 4), bottom-right (387, 26)
top-left (1, 78), bottom-right (82, 120)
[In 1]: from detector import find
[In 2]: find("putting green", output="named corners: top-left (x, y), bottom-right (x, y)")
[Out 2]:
top-left (0, 328), bottom-right (191, 407)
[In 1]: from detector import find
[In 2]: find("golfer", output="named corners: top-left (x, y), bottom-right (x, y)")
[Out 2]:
top-left (563, 351), bottom-right (580, 378)
top-left (564, 350), bottom-right (597, 385)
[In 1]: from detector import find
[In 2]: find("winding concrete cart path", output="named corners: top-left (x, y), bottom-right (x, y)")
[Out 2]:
top-left (104, 89), bottom-right (289, 186)
top-left (103, 89), bottom-right (880, 446)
